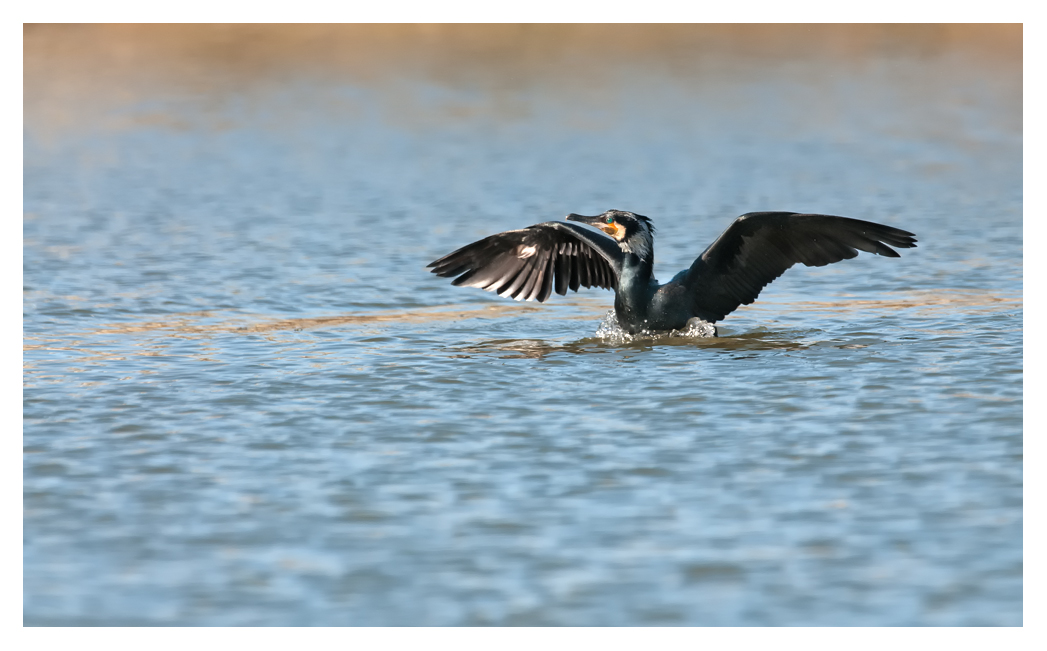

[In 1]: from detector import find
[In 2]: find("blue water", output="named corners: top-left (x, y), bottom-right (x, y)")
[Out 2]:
top-left (24, 46), bottom-right (1022, 625)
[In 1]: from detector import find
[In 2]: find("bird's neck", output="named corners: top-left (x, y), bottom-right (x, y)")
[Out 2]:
top-left (615, 249), bottom-right (655, 316)
top-left (613, 260), bottom-right (654, 334)
top-left (617, 230), bottom-right (655, 290)
top-left (618, 252), bottom-right (654, 290)
top-left (620, 232), bottom-right (653, 265)
top-left (612, 231), bottom-right (657, 330)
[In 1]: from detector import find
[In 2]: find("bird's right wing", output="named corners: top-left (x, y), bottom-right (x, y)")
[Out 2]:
top-left (680, 212), bottom-right (917, 322)
top-left (427, 221), bottom-right (623, 302)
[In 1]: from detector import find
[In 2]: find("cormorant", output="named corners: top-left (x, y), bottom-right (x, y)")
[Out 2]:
top-left (427, 210), bottom-right (917, 335)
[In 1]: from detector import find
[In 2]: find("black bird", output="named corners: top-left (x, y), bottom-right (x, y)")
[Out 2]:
top-left (427, 210), bottom-right (917, 335)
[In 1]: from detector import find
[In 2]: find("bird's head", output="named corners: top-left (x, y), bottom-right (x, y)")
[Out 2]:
top-left (567, 210), bottom-right (655, 261)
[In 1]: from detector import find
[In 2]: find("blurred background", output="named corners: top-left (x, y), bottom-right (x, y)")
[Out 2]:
top-left (24, 25), bottom-right (1022, 626)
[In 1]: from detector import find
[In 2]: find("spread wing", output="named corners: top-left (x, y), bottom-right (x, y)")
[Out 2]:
top-left (681, 212), bottom-right (917, 322)
top-left (427, 221), bottom-right (624, 302)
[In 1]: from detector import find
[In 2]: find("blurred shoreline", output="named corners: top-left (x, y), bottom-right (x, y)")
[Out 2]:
top-left (24, 24), bottom-right (1022, 136)
top-left (25, 24), bottom-right (1021, 86)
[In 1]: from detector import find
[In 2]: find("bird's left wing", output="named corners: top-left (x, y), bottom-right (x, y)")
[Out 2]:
top-left (427, 221), bottom-right (623, 302)
top-left (679, 212), bottom-right (917, 322)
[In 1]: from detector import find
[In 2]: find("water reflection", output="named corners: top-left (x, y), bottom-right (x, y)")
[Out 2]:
top-left (21, 287), bottom-right (1021, 377)
top-left (447, 332), bottom-right (812, 360)
top-left (25, 287), bottom-right (1021, 338)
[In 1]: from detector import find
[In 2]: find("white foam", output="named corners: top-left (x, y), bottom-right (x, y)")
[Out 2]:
top-left (594, 310), bottom-right (717, 342)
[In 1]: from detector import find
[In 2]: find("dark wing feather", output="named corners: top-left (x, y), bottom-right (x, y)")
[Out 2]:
top-left (427, 221), bottom-right (623, 302)
top-left (681, 212), bottom-right (917, 322)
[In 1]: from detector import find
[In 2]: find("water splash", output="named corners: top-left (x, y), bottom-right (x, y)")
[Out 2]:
top-left (594, 310), bottom-right (717, 342)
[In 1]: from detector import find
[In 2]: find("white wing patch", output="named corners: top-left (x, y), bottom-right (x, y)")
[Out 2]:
top-left (517, 245), bottom-right (538, 258)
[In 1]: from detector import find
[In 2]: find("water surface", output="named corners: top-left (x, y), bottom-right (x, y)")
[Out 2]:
top-left (24, 26), bottom-right (1022, 626)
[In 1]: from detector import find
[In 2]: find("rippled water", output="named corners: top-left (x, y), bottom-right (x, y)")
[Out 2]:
top-left (24, 30), bottom-right (1022, 626)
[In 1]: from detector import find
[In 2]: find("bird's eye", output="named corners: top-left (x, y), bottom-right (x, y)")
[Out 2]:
top-left (605, 216), bottom-right (614, 224)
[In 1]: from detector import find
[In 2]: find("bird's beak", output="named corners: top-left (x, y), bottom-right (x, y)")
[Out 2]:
top-left (567, 213), bottom-right (618, 237)
top-left (566, 213), bottom-right (597, 224)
